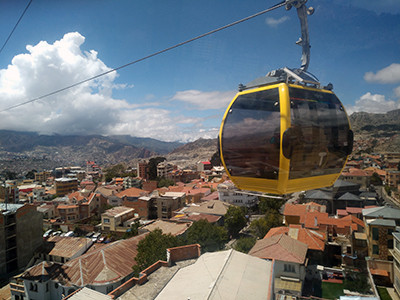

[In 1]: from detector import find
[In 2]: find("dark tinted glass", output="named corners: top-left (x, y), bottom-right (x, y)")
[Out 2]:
top-left (221, 88), bottom-right (280, 179)
top-left (288, 87), bottom-right (351, 179)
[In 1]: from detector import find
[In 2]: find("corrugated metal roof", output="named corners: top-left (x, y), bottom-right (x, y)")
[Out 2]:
top-left (47, 236), bottom-right (92, 259)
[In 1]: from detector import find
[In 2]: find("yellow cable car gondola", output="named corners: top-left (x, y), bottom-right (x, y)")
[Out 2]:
top-left (218, 0), bottom-right (353, 195)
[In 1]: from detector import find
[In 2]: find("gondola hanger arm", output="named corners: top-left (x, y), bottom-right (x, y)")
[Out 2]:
top-left (284, 0), bottom-right (314, 73)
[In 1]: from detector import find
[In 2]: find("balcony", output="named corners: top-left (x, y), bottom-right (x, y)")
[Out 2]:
top-left (10, 282), bottom-right (25, 293)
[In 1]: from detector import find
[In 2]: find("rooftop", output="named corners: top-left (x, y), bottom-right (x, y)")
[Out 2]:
top-left (367, 218), bottom-right (396, 227)
top-left (140, 220), bottom-right (191, 236)
top-left (179, 200), bottom-right (232, 216)
top-left (154, 249), bottom-right (273, 300)
top-left (22, 233), bottom-right (147, 287)
top-left (103, 206), bottom-right (134, 218)
top-left (249, 234), bottom-right (308, 264)
top-left (45, 236), bottom-right (92, 259)
top-left (362, 206), bottom-right (400, 219)
top-left (0, 203), bottom-right (23, 214)
top-left (265, 225), bottom-right (326, 251)
top-left (116, 187), bottom-right (149, 198)
top-left (67, 287), bottom-right (112, 300)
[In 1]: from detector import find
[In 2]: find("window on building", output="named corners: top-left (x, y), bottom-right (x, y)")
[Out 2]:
top-left (103, 218), bottom-right (110, 224)
top-left (284, 264), bottom-right (296, 273)
top-left (388, 239), bottom-right (394, 249)
top-left (372, 228), bottom-right (379, 240)
top-left (373, 244), bottom-right (379, 255)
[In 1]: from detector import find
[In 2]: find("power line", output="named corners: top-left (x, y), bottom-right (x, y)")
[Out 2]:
top-left (0, 0), bottom-right (33, 55)
top-left (0, 1), bottom-right (285, 113)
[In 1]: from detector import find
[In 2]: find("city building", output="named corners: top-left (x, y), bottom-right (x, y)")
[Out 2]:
top-left (0, 203), bottom-right (43, 277)
top-left (123, 195), bottom-right (157, 219)
top-left (157, 192), bottom-right (185, 219)
top-left (0, 181), bottom-right (19, 203)
top-left (391, 232), bottom-right (400, 297)
top-left (57, 205), bottom-right (80, 223)
top-left (55, 178), bottom-right (78, 196)
top-left (249, 233), bottom-right (308, 298)
top-left (37, 236), bottom-right (93, 263)
top-left (34, 171), bottom-right (52, 183)
top-left (156, 161), bottom-right (175, 178)
top-left (137, 161), bottom-right (149, 180)
top-left (138, 219), bottom-right (191, 237)
top-left (386, 169), bottom-right (400, 189)
top-left (10, 234), bottom-right (147, 300)
top-left (197, 161), bottom-right (212, 172)
top-left (155, 249), bottom-right (273, 300)
top-left (101, 206), bottom-right (138, 232)
top-left (217, 180), bottom-right (258, 207)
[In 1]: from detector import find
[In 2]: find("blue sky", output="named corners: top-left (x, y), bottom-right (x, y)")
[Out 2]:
top-left (0, 0), bottom-right (399, 142)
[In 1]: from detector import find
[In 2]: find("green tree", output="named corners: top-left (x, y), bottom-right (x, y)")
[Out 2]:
top-left (185, 219), bottom-right (228, 252)
top-left (224, 206), bottom-right (247, 238)
top-left (233, 237), bottom-right (256, 253)
top-left (259, 196), bottom-right (285, 214)
top-left (148, 157), bottom-right (166, 180)
top-left (25, 169), bottom-right (37, 179)
top-left (157, 177), bottom-right (175, 188)
top-left (104, 163), bottom-right (126, 182)
top-left (370, 172), bottom-right (382, 186)
top-left (343, 269), bottom-right (371, 294)
top-left (133, 229), bottom-right (180, 276)
top-left (210, 151), bottom-right (221, 166)
top-left (250, 217), bottom-right (269, 239)
top-left (250, 211), bottom-right (282, 239)
top-left (123, 221), bottom-right (140, 239)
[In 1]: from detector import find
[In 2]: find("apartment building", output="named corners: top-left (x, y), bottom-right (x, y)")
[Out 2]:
top-left (157, 192), bottom-right (185, 219)
top-left (386, 169), bottom-right (400, 188)
top-left (0, 181), bottom-right (19, 203)
top-left (0, 203), bottom-right (43, 277)
top-left (101, 206), bottom-right (137, 232)
top-left (392, 232), bottom-right (400, 297)
top-left (34, 171), bottom-right (52, 183)
top-left (55, 178), bottom-right (78, 196)
top-left (157, 161), bottom-right (175, 178)
top-left (137, 161), bottom-right (149, 179)
top-left (217, 180), bottom-right (258, 207)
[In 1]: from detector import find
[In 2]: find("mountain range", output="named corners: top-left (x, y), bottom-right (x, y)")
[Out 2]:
top-left (1, 109), bottom-right (399, 174)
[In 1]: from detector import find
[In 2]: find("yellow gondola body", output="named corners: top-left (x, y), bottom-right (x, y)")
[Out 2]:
top-left (219, 82), bottom-right (353, 195)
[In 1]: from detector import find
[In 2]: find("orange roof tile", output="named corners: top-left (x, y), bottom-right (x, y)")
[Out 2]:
top-left (265, 225), bottom-right (326, 251)
top-left (116, 187), bottom-right (149, 198)
top-left (249, 234), bottom-right (308, 264)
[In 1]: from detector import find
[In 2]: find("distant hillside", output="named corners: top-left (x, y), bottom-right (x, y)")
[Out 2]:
top-left (350, 109), bottom-right (400, 132)
top-left (349, 109), bottom-right (400, 153)
top-left (108, 135), bottom-right (183, 154)
top-left (166, 138), bottom-right (218, 169)
top-left (0, 130), bottom-right (181, 173)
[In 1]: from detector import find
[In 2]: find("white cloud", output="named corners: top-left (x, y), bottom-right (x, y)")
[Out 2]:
top-left (265, 16), bottom-right (289, 27)
top-left (346, 92), bottom-right (400, 114)
top-left (364, 63), bottom-right (400, 84)
top-left (0, 32), bottom-right (221, 142)
top-left (171, 89), bottom-right (236, 110)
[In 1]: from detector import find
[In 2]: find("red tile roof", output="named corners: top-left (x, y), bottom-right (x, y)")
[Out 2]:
top-left (249, 234), bottom-right (308, 264)
top-left (265, 225), bottom-right (326, 251)
top-left (116, 187), bottom-right (149, 198)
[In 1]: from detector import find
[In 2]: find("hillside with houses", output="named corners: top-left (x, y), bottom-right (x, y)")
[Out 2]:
top-left (1, 147), bottom-right (400, 300)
